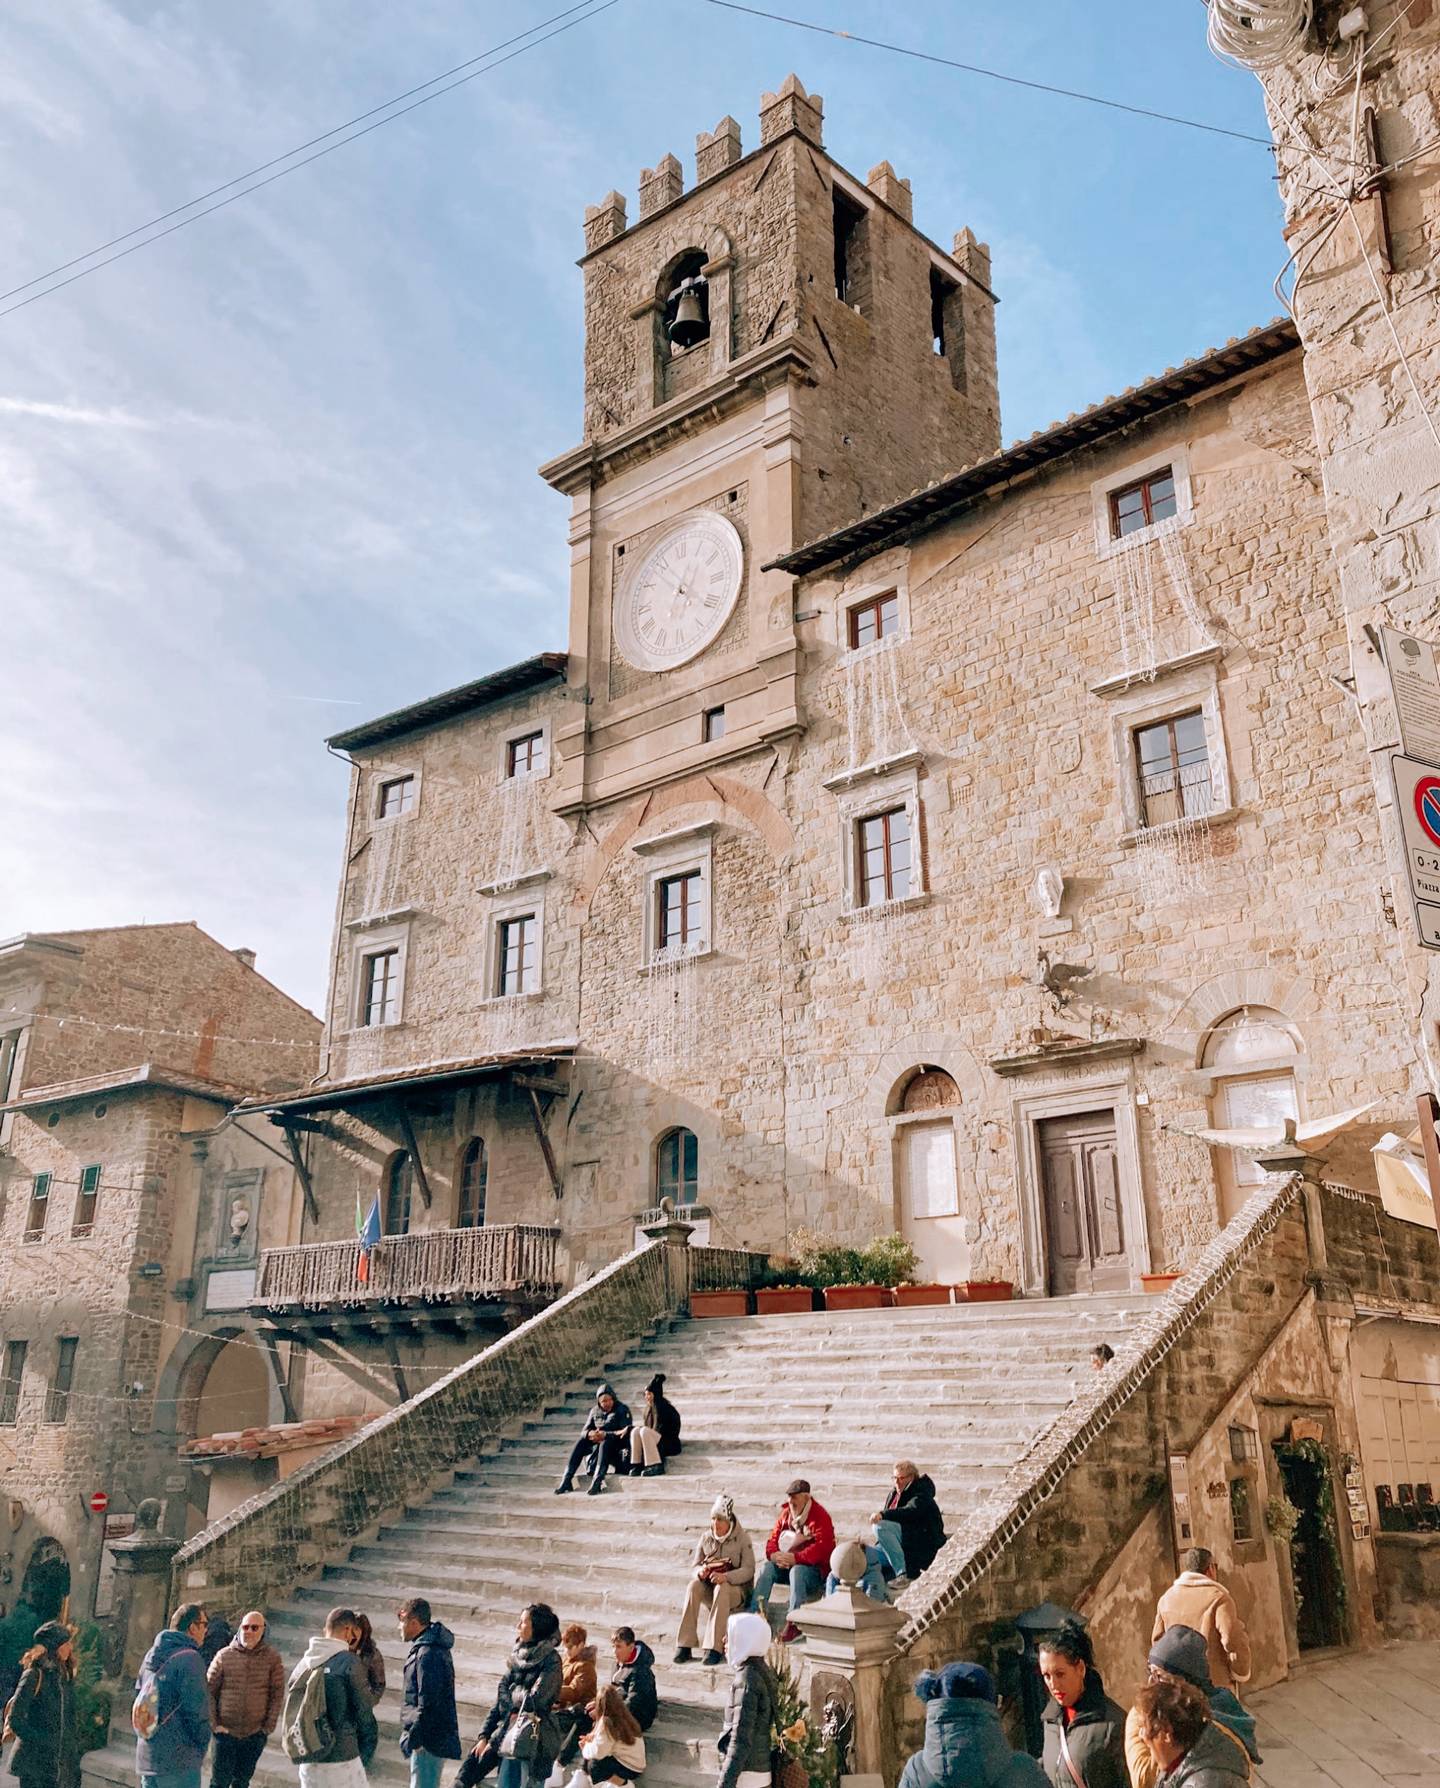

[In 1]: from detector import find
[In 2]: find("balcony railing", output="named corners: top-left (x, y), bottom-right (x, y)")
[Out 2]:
top-left (253, 1223), bottom-right (560, 1308)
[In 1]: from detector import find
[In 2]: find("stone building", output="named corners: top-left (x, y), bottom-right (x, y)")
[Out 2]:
top-left (0, 924), bottom-right (319, 1621)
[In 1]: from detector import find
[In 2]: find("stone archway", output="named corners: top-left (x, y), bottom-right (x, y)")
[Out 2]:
top-left (20, 1537), bottom-right (69, 1622)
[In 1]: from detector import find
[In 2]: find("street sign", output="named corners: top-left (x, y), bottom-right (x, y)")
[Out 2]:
top-left (1390, 754), bottom-right (1440, 948)
top-left (1382, 627), bottom-right (1440, 768)
top-left (88, 1490), bottom-right (108, 1515)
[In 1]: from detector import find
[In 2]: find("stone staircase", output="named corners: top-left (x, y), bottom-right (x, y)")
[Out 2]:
top-left (83, 1293), bottom-right (1145, 1788)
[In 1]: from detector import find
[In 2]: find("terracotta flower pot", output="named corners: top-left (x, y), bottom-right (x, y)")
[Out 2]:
top-left (1141, 1272), bottom-right (1183, 1294)
top-left (955, 1280), bottom-right (1014, 1303)
top-left (892, 1283), bottom-right (952, 1307)
top-left (690, 1289), bottom-right (752, 1318)
top-left (754, 1286), bottom-right (816, 1315)
top-left (822, 1284), bottom-right (892, 1311)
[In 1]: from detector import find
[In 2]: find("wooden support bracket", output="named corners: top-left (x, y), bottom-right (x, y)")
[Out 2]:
top-left (279, 1120), bottom-right (321, 1225)
top-left (526, 1086), bottom-right (564, 1199)
top-left (394, 1103), bottom-right (433, 1209)
top-left (382, 1333), bottom-right (410, 1403)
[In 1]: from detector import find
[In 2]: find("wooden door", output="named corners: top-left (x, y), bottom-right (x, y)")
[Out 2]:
top-left (1038, 1110), bottom-right (1128, 1294)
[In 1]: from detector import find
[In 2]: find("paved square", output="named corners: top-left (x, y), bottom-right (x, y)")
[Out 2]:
top-left (1252, 1644), bottom-right (1440, 1788)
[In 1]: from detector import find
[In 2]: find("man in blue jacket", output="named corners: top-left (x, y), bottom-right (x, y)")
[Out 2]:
top-left (136, 1603), bottom-right (213, 1788)
top-left (397, 1597), bottom-right (461, 1788)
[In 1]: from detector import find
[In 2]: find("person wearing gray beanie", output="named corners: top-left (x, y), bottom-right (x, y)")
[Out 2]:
top-left (676, 1495), bottom-right (755, 1667)
top-left (1124, 1626), bottom-right (1260, 1788)
top-left (901, 1658), bottom-right (1045, 1788)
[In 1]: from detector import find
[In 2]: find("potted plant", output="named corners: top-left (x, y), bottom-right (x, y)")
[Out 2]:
top-left (893, 1281), bottom-right (952, 1307)
top-left (791, 1231), bottom-right (918, 1312)
top-left (754, 1272), bottom-right (817, 1315)
top-left (690, 1288), bottom-right (752, 1318)
top-left (1140, 1267), bottom-right (1183, 1294)
top-left (956, 1280), bottom-right (1014, 1302)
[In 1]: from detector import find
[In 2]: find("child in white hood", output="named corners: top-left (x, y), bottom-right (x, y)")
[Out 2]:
top-left (715, 1614), bottom-right (778, 1788)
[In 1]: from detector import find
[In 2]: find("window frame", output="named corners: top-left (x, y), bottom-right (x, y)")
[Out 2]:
top-left (702, 706), bottom-right (726, 744)
top-left (633, 822), bottom-right (715, 965)
top-left (24, 1172), bottom-right (51, 1243)
top-left (0, 1340), bottom-right (26, 1426)
top-left (456, 1138), bottom-right (487, 1229)
top-left (346, 919), bottom-right (412, 1031)
top-left (846, 591), bottom-right (902, 653)
top-left (383, 1152), bottom-right (414, 1239)
top-left (483, 891), bottom-right (547, 1002)
top-left (0, 1027), bottom-right (29, 1147)
top-left (1132, 708), bottom-right (1213, 830)
top-left (655, 1127), bottom-right (699, 1207)
top-left (1100, 658), bottom-right (1232, 841)
top-left (496, 912), bottom-right (540, 998)
top-left (360, 948), bottom-right (402, 1028)
top-left (499, 719), bottom-right (552, 784)
top-left (856, 806), bottom-right (914, 907)
top-left (1108, 467), bottom-right (1178, 540)
top-left (45, 1336), bottom-right (77, 1426)
top-left (831, 764), bottom-right (926, 915)
top-left (375, 773), bottom-right (418, 821)
top-left (833, 574), bottom-right (911, 660)
top-left (72, 1164), bottom-right (100, 1237)
top-left (1091, 446), bottom-right (1194, 559)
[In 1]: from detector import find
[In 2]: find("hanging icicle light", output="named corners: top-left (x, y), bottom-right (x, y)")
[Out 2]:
top-left (1207, 0), bottom-right (1312, 71)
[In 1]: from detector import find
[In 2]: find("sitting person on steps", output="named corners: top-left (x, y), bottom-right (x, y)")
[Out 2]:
top-left (674, 1494), bottom-right (755, 1667)
top-left (608, 1629), bottom-right (657, 1734)
top-left (750, 1478), bottom-right (835, 1644)
top-left (547, 1624), bottom-right (599, 1780)
top-left (627, 1374), bottom-right (682, 1477)
top-left (571, 1688), bottom-right (646, 1788)
top-left (827, 1459), bottom-right (946, 1602)
top-left (556, 1384), bottom-right (632, 1497)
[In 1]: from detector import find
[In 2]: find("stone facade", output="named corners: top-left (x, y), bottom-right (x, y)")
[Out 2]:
top-left (0, 925), bottom-right (318, 1623)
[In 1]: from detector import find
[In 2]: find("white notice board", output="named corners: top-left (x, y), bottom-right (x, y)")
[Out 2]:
top-left (1389, 753), bottom-right (1440, 949)
top-left (1382, 627), bottom-right (1440, 768)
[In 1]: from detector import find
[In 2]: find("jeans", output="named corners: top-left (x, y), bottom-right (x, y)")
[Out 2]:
top-left (825, 1519), bottom-right (908, 1603)
top-left (561, 1432), bottom-right (626, 1486)
top-left (210, 1731), bottom-right (269, 1788)
top-left (410, 1748), bottom-right (446, 1788)
top-left (751, 1558), bottom-right (822, 1619)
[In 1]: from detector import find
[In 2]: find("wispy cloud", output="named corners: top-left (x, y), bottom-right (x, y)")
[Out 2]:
top-left (0, 396), bottom-right (156, 427)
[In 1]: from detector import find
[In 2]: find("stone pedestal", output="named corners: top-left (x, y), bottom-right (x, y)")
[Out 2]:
top-left (790, 1542), bottom-right (906, 1780)
top-left (641, 1203), bottom-right (697, 1305)
top-left (107, 1499), bottom-right (181, 1684)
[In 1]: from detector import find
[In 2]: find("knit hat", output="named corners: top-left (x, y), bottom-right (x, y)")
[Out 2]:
top-left (645, 1373), bottom-right (666, 1394)
top-left (32, 1622), bottom-right (70, 1655)
top-left (940, 1662), bottom-right (996, 1703)
top-left (913, 1671), bottom-right (945, 1702)
top-left (711, 1493), bottom-right (736, 1522)
top-left (1149, 1625), bottom-right (1215, 1694)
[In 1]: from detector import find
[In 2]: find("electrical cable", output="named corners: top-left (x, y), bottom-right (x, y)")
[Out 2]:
top-left (0, 0), bottom-right (620, 323)
top-left (695, 0), bottom-right (1276, 147)
top-left (1207, 0), bottom-right (1311, 72)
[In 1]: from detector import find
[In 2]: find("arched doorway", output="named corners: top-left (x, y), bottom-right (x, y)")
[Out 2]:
top-left (185, 1335), bottom-right (276, 1534)
top-left (20, 1538), bottom-right (69, 1623)
top-left (892, 1068), bottom-right (968, 1284)
top-left (1273, 1435), bottom-right (1349, 1651)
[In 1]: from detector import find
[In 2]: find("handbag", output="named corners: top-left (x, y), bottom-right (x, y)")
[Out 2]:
top-left (499, 1711), bottom-right (542, 1760)
top-left (772, 1749), bottom-right (808, 1788)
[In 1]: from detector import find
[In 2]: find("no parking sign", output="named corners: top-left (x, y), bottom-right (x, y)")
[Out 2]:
top-left (1390, 754), bottom-right (1440, 948)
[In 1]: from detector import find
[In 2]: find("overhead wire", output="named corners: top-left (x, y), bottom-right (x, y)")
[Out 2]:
top-left (0, 0), bottom-right (620, 323)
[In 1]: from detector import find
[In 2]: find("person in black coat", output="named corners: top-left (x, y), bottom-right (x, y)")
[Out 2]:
top-left (627, 1375), bottom-right (682, 1477)
top-left (397, 1596), bottom-right (461, 1777)
top-left (1038, 1623), bottom-right (1128, 1788)
top-left (608, 1628), bottom-right (658, 1734)
top-left (459, 1603), bottom-right (564, 1788)
top-left (556, 1385), bottom-right (632, 1497)
top-left (8, 1620), bottom-right (78, 1788)
top-left (827, 1461), bottom-right (946, 1601)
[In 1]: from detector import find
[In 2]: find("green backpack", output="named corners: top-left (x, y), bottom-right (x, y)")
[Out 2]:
top-left (281, 1657), bottom-right (335, 1763)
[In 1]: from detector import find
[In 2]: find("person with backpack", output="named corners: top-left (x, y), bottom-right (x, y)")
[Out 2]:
top-left (6, 1619), bottom-right (79, 1788)
top-left (396, 1596), bottom-right (461, 1786)
top-left (206, 1609), bottom-right (285, 1788)
top-left (281, 1607), bottom-right (378, 1787)
top-left (134, 1603), bottom-right (212, 1788)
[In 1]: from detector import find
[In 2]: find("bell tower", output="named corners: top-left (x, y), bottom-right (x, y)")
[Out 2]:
top-left (539, 75), bottom-right (999, 816)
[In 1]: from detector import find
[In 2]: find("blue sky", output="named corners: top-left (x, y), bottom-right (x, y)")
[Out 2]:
top-left (0, 1), bottom-right (1282, 1017)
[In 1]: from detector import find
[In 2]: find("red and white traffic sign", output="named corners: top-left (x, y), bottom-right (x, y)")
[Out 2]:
top-left (1390, 754), bottom-right (1440, 949)
top-left (88, 1490), bottom-right (109, 1515)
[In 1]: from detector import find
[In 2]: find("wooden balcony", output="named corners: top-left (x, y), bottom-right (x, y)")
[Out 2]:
top-left (250, 1223), bottom-right (561, 1341)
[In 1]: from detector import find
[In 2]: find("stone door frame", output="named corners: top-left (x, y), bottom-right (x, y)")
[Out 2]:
top-left (1010, 1067), bottom-right (1152, 1296)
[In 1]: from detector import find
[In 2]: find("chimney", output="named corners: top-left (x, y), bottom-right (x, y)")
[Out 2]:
top-left (867, 161), bottom-right (912, 222)
top-left (759, 74), bottom-right (823, 147)
top-left (583, 190), bottom-right (627, 251)
top-left (638, 153), bottom-right (683, 219)
top-left (233, 947), bottom-right (256, 969)
top-left (696, 116), bottom-right (742, 183)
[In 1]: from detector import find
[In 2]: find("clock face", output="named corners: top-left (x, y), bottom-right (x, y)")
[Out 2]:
top-left (613, 511), bottom-right (744, 672)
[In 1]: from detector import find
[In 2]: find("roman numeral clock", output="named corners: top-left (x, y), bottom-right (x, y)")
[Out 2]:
top-left (613, 511), bottom-right (744, 672)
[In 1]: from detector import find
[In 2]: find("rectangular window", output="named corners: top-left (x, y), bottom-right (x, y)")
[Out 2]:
top-left (497, 915), bottom-right (538, 997)
top-left (857, 807), bottom-right (912, 906)
top-left (657, 871), bottom-right (702, 951)
top-left (45, 1337), bottom-right (77, 1425)
top-left (0, 1341), bottom-right (26, 1425)
top-left (1109, 467), bottom-right (1177, 539)
top-left (377, 775), bottom-right (416, 819)
top-left (24, 1173), bottom-right (50, 1242)
top-left (847, 592), bottom-right (900, 651)
top-left (0, 1031), bottom-right (20, 1104)
top-left (1134, 710), bottom-right (1212, 828)
top-left (833, 189), bottom-right (869, 308)
top-left (73, 1164), bottom-right (100, 1236)
top-left (703, 707), bottom-right (726, 743)
top-left (507, 731), bottom-right (546, 779)
top-left (360, 949), bottom-right (401, 1027)
top-left (1229, 1475), bottom-right (1256, 1542)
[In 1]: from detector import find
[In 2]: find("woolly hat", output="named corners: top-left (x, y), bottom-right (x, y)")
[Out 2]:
top-left (1149, 1624), bottom-right (1215, 1694)
top-left (32, 1622), bottom-right (70, 1655)
top-left (645, 1373), bottom-right (666, 1394)
top-left (940, 1662), bottom-right (996, 1703)
top-left (711, 1493), bottom-right (737, 1522)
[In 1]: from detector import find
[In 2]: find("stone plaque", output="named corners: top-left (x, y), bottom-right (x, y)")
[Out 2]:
top-left (204, 1268), bottom-right (256, 1311)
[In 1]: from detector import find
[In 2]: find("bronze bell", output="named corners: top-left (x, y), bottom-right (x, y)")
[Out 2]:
top-left (667, 276), bottom-right (708, 349)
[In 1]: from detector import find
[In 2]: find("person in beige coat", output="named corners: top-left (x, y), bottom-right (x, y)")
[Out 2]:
top-left (1152, 1549), bottom-right (1252, 1690)
top-left (674, 1495), bottom-right (755, 1668)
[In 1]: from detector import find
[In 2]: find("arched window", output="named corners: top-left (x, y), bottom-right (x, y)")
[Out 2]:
top-left (456, 1138), bottom-right (486, 1230)
top-left (655, 1128), bottom-right (699, 1206)
top-left (1203, 1007), bottom-right (1301, 1218)
top-left (384, 1151), bottom-right (414, 1238)
top-left (660, 249), bottom-right (709, 354)
top-left (900, 1067), bottom-right (961, 1113)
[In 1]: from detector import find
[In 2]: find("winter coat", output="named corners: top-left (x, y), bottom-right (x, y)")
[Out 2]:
top-left (641, 1393), bottom-right (683, 1458)
top-left (764, 1498), bottom-right (836, 1572)
top-left (207, 1635), bottom-right (285, 1738)
top-left (479, 1636), bottom-right (564, 1762)
top-left (693, 1523), bottom-right (756, 1590)
top-left (135, 1627), bottom-right (212, 1779)
top-left (715, 1657), bottom-right (778, 1788)
top-left (1125, 1701), bottom-right (1257, 1788)
top-left (557, 1647), bottom-right (598, 1710)
top-left (899, 1696), bottom-right (1048, 1788)
top-left (883, 1474), bottom-right (947, 1578)
top-left (287, 1637), bottom-right (378, 1767)
top-left (1158, 1719), bottom-right (1253, 1788)
top-left (401, 1621), bottom-right (461, 1760)
top-left (579, 1397), bottom-right (632, 1445)
top-left (1040, 1676), bottom-right (1127, 1788)
top-left (355, 1641), bottom-right (386, 1707)
top-left (8, 1657), bottom-right (76, 1787)
top-left (612, 1640), bottom-right (659, 1734)
top-left (583, 1721), bottom-right (647, 1774)
top-left (1153, 1574), bottom-right (1252, 1688)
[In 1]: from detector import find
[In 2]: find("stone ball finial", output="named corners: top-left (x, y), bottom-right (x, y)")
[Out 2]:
top-left (659, 1197), bottom-right (675, 1216)
top-left (136, 1498), bottom-right (162, 1532)
top-left (831, 1539), bottom-right (869, 1588)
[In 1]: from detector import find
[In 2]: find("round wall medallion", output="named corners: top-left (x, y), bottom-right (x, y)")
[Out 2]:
top-left (613, 511), bottom-right (744, 672)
